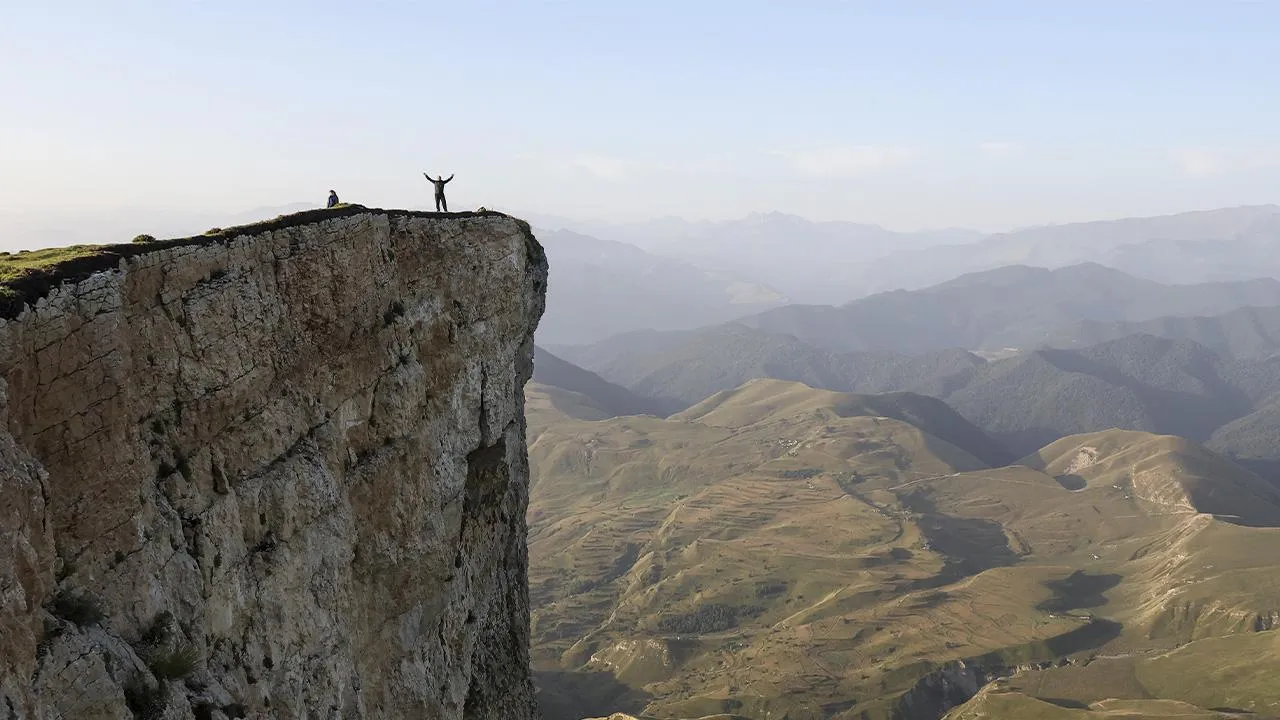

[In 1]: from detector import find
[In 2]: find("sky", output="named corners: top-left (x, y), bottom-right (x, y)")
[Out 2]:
top-left (3, 0), bottom-right (1280, 242)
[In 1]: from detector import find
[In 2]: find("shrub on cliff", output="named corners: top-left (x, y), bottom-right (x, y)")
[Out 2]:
top-left (49, 589), bottom-right (106, 627)
top-left (148, 642), bottom-right (201, 680)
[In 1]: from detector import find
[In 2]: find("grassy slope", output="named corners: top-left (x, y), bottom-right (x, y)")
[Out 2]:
top-left (527, 379), bottom-right (1280, 720)
top-left (949, 630), bottom-right (1280, 718)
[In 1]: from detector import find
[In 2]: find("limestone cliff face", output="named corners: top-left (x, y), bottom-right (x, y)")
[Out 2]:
top-left (0, 208), bottom-right (547, 719)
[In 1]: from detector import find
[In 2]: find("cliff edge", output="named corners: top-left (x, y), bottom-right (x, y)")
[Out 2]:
top-left (0, 208), bottom-right (547, 719)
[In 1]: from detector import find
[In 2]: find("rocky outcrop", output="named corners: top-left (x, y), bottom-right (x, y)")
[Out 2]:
top-left (0, 208), bottom-right (547, 719)
top-left (893, 660), bottom-right (994, 720)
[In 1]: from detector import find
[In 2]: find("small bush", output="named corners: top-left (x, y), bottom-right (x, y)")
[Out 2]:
top-left (204, 227), bottom-right (223, 235)
top-left (50, 589), bottom-right (106, 627)
top-left (132, 234), bottom-right (156, 244)
top-left (148, 642), bottom-right (200, 680)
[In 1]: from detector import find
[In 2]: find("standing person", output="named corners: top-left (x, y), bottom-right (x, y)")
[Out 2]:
top-left (423, 173), bottom-right (454, 212)
top-left (327, 190), bottom-right (340, 208)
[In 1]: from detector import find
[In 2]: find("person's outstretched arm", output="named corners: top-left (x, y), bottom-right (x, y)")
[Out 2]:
top-left (444, 174), bottom-right (454, 184)
top-left (423, 172), bottom-right (435, 182)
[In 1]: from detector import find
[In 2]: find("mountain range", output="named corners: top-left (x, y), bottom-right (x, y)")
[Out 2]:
top-left (734, 263), bottom-right (1280, 355)
top-left (837, 204), bottom-right (1280, 294)
top-left (534, 229), bottom-right (786, 345)
top-left (1045, 302), bottom-right (1280, 359)
top-left (524, 205), bottom-right (1280, 326)
top-left (546, 321), bottom-right (1280, 463)
top-left (531, 211), bottom-right (983, 305)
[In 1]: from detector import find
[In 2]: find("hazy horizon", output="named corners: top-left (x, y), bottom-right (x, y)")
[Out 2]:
top-left (5, 199), bottom-right (1280, 254)
top-left (5, 1), bottom-right (1280, 239)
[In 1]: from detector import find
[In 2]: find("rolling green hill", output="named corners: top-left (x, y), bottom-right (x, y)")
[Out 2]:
top-left (676, 382), bottom-right (1011, 467)
top-left (942, 335), bottom-right (1275, 455)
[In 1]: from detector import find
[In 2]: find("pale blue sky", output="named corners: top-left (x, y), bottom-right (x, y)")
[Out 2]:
top-left (2, 0), bottom-right (1278, 236)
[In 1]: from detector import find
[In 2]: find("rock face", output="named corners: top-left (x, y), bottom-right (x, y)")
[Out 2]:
top-left (894, 660), bottom-right (993, 720)
top-left (0, 208), bottom-right (547, 719)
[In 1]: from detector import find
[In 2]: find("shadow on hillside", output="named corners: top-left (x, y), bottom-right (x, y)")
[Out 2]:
top-left (898, 491), bottom-right (1021, 581)
top-left (973, 618), bottom-right (1124, 667)
top-left (1036, 571), bottom-right (1121, 613)
top-left (1233, 458), bottom-right (1280, 489)
top-left (1044, 618), bottom-right (1123, 657)
top-left (1053, 473), bottom-right (1087, 491)
top-left (896, 618), bottom-right (1123, 720)
top-left (919, 426), bottom-right (1014, 470)
top-left (535, 669), bottom-right (653, 720)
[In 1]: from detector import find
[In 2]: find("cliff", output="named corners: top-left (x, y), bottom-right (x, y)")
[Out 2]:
top-left (0, 208), bottom-right (547, 719)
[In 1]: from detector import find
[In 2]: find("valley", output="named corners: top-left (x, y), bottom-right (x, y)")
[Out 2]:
top-left (524, 377), bottom-right (1280, 719)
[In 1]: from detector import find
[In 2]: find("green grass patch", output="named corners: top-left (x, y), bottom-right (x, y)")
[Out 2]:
top-left (0, 245), bottom-right (107, 284)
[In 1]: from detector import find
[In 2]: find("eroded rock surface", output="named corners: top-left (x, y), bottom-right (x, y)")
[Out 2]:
top-left (0, 210), bottom-right (547, 719)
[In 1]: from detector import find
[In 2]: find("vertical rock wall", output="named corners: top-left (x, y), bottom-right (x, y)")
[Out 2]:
top-left (0, 210), bottom-right (546, 719)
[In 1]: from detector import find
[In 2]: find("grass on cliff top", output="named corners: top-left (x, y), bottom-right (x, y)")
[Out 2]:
top-left (0, 246), bottom-right (110, 310)
top-left (0, 202), bottom-right (515, 284)
top-left (0, 245), bottom-right (108, 283)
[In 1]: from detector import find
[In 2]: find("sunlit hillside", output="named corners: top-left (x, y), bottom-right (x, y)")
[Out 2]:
top-left (527, 379), bottom-right (1280, 720)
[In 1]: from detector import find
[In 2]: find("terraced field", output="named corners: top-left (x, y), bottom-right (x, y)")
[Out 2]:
top-left (526, 379), bottom-right (1280, 720)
